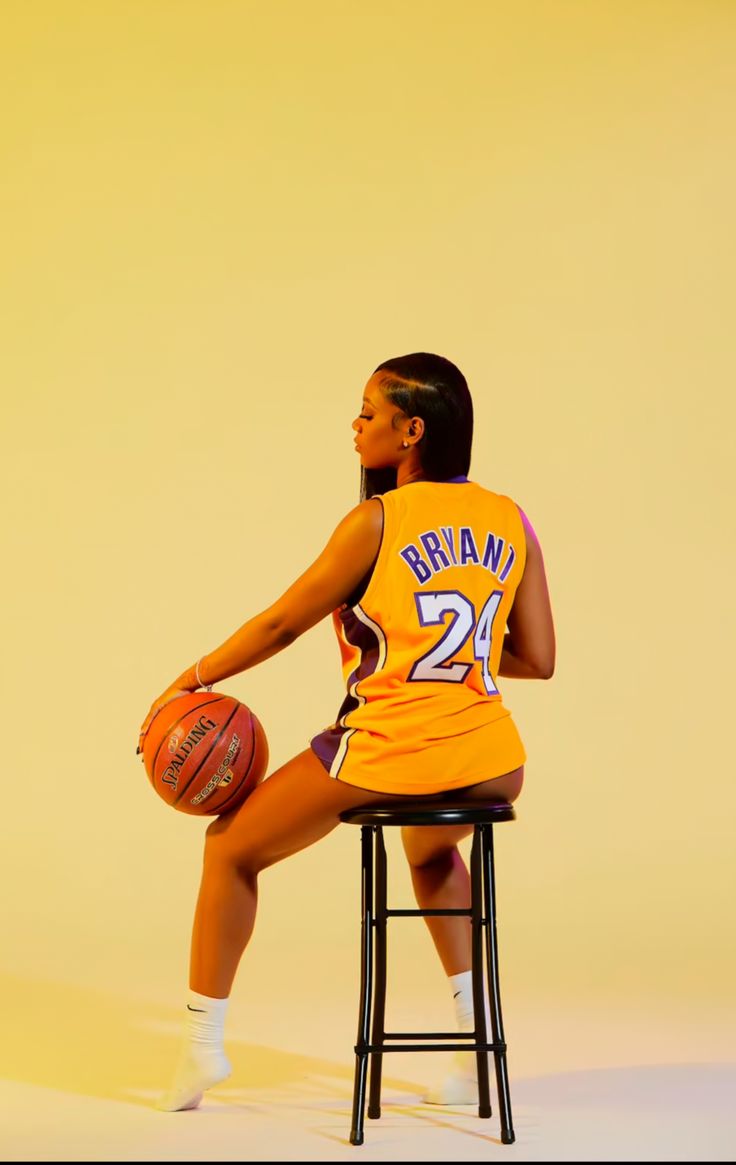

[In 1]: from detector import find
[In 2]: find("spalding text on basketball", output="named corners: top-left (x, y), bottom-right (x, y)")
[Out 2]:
top-left (160, 715), bottom-right (218, 788)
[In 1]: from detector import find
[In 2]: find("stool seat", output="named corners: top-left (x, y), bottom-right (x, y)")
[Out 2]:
top-left (340, 800), bottom-right (515, 827)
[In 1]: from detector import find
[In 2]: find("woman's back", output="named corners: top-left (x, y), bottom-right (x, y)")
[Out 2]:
top-left (311, 478), bottom-right (529, 794)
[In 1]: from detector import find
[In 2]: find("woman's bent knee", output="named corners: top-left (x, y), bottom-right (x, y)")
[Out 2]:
top-left (204, 820), bottom-right (261, 879)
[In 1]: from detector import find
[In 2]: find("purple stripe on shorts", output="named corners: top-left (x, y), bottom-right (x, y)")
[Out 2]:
top-left (310, 606), bottom-right (384, 776)
top-left (310, 721), bottom-right (353, 773)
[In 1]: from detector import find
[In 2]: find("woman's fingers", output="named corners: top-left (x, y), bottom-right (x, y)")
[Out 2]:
top-left (138, 704), bottom-right (165, 753)
top-left (137, 687), bottom-right (191, 756)
top-left (138, 711), bottom-right (161, 755)
top-left (137, 715), bottom-right (154, 755)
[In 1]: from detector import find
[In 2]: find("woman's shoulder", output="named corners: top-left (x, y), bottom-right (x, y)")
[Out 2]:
top-left (464, 480), bottom-right (521, 509)
top-left (342, 496), bottom-right (385, 532)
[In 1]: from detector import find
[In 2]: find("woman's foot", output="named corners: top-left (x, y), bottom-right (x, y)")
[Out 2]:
top-left (157, 1045), bottom-right (232, 1111)
top-left (156, 991), bottom-right (231, 1111)
top-left (423, 1063), bottom-right (478, 1105)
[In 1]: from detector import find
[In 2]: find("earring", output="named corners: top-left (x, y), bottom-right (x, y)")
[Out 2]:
top-left (402, 440), bottom-right (409, 448)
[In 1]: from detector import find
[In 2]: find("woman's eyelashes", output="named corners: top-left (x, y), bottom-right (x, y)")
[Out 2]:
top-left (359, 413), bottom-right (374, 421)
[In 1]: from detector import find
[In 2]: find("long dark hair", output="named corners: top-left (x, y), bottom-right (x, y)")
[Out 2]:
top-left (361, 352), bottom-right (473, 500)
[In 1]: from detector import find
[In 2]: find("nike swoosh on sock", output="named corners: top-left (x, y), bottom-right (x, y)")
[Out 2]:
top-left (187, 1005), bottom-right (206, 1012)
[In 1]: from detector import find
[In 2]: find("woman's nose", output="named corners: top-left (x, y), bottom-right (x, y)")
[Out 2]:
top-left (352, 417), bottom-right (361, 432)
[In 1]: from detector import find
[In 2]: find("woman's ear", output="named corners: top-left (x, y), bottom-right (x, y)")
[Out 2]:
top-left (408, 416), bottom-right (425, 441)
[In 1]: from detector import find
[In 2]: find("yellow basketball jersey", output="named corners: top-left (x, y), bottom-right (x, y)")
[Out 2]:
top-left (310, 479), bottom-right (528, 794)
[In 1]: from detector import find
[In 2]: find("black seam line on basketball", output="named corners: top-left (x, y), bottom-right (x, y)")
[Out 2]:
top-left (151, 692), bottom-right (227, 775)
top-left (213, 731), bottom-right (256, 815)
top-left (151, 693), bottom-right (227, 776)
top-left (213, 703), bottom-right (256, 815)
top-left (171, 703), bottom-right (239, 806)
top-left (173, 703), bottom-right (240, 806)
top-left (212, 709), bottom-right (258, 815)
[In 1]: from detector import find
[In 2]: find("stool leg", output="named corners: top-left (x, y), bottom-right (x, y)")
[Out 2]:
top-left (482, 824), bottom-right (515, 1145)
top-left (349, 825), bottom-right (375, 1146)
top-left (367, 826), bottom-right (387, 1119)
top-left (470, 828), bottom-right (492, 1119)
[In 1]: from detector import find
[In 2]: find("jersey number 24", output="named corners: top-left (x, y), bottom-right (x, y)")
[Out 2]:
top-left (407, 589), bottom-right (503, 696)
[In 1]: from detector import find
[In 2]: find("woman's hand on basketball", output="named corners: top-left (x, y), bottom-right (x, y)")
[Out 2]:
top-left (137, 680), bottom-right (195, 758)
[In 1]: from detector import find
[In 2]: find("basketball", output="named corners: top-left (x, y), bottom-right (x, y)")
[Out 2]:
top-left (142, 691), bottom-right (269, 816)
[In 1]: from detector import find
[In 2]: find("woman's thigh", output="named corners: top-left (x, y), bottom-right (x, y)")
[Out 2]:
top-left (206, 752), bottom-right (524, 873)
top-left (402, 764), bottom-right (525, 866)
top-left (204, 747), bottom-right (387, 873)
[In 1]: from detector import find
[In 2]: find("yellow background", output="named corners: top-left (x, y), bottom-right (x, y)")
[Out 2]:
top-left (2, 0), bottom-right (735, 1109)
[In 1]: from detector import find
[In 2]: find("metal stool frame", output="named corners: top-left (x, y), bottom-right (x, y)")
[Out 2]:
top-left (339, 801), bottom-right (516, 1146)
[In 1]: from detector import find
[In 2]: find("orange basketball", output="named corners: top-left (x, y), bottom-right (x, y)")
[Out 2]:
top-left (142, 691), bottom-right (269, 816)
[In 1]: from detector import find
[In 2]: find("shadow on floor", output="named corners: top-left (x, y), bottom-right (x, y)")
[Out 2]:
top-left (3, 970), bottom-right (734, 1149)
top-left (0, 972), bottom-right (422, 1107)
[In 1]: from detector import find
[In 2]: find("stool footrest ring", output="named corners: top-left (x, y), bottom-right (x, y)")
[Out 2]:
top-left (384, 907), bottom-right (472, 917)
top-left (383, 1032), bottom-right (504, 1045)
top-left (355, 1042), bottom-right (504, 1054)
top-left (383, 1030), bottom-right (482, 1040)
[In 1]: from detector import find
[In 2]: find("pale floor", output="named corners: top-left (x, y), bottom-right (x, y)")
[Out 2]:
top-left (1, 982), bottom-right (734, 1162)
top-left (2, 1062), bottom-right (735, 1162)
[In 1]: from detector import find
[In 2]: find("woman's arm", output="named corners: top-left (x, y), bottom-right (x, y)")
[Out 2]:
top-left (137, 499), bottom-right (383, 751)
top-left (497, 506), bottom-right (556, 679)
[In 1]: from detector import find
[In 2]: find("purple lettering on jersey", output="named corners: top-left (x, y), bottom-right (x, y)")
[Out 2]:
top-left (400, 543), bottom-right (432, 584)
top-left (458, 526), bottom-right (480, 566)
top-left (439, 526), bottom-right (458, 565)
top-left (420, 530), bottom-right (451, 574)
top-left (482, 532), bottom-right (504, 574)
top-left (499, 543), bottom-right (516, 582)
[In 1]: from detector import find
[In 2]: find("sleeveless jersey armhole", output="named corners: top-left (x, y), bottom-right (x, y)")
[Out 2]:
top-left (343, 495), bottom-right (386, 609)
top-left (508, 495), bottom-right (528, 581)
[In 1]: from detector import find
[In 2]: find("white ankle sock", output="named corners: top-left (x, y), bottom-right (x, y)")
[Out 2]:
top-left (424, 970), bottom-right (490, 1106)
top-left (450, 969), bottom-right (476, 1031)
top-left (157, 990), bottom-right (232, 1112)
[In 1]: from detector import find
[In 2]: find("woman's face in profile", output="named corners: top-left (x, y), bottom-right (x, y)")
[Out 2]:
top-left (352, 375), bottom-right (408, 470)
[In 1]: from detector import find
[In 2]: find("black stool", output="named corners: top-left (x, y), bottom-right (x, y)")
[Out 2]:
top-left (338, 800), bottom-right (516, 1146)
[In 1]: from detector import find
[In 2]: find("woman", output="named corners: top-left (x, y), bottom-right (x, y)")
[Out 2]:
top-left (137, 352), bottom-right (556, 1111)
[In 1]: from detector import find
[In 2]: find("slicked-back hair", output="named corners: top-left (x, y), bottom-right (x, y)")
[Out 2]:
top-left (360, 352), bottom-right (473, 500)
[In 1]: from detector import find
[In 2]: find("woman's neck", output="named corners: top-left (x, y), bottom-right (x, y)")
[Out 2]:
top-left (396, 464), bottom-right (427, 487)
